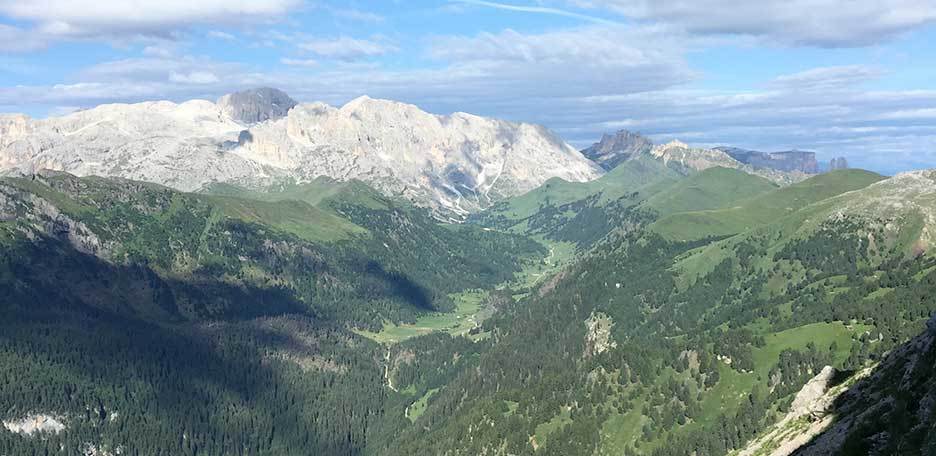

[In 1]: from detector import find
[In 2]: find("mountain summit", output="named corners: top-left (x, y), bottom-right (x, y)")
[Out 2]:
top-left (217, 87), bottom-right (298, 125)
top-left (579, 130), bottom-right (653, 170)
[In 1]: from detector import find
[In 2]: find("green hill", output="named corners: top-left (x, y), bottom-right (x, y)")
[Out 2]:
top-left (471, 156), bottom-right (680, 233)
top-left (652, 169), bottom-right (885, 241)
top-left (643, 167), bottom-right (778, 217)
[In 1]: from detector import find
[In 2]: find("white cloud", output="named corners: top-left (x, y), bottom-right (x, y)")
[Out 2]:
top-left (168, 70), bottom-right (219, 84)
top-left (299, 37), bottom-right (398, 60)
top-left (0, 0), bottom-right (299, 44)
top-left (0, 24), bottom-right (48, 52)
top-left (423, 25), bottom-right (694, 98)
top-left (207, 30), bottom-right (236, 41)
top-left (330, 8), bottom-right (385, 23)
top-left (881, 108), bottom-right (936, 119)
top-left (770, 65), bottom-right (883, 91)
top-left (567, 0), bottom-right (936, 47)
top-left (280, 58), bottom-right (318, 67)
top-left (141, 44), bottom-right (175, 58)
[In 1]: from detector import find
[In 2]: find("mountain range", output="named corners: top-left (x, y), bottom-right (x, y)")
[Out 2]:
top-left (2, 89), bottom-right (933, 456)
top-left (0, 88), bottom-right (602, 219)
top-left (0, 89), bottom-right (851, 221)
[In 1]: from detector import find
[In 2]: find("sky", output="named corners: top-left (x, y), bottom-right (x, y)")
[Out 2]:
top-left (2, 1), bottom-right (936, 174)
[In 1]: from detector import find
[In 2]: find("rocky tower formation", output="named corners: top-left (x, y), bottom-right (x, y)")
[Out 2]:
top-left (0, 90), bottom-right (603, 217)
top-left (217, 88), bottom-right (298, 125)
top-left (579, 130), bottom-right (653, 170)
top-left (829, 157), bottom-right (849, 170)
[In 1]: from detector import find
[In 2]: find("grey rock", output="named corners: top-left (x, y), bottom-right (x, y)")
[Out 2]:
top-left (217, 88), bottom-right (298, 125)
top-left (580, 130), bottom-right (653, 170)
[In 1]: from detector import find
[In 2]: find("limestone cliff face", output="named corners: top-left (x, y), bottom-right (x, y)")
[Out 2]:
top-left (716, 146), bottom-right (820, 174)
top-left (0, 91), bottom-right (603, 218)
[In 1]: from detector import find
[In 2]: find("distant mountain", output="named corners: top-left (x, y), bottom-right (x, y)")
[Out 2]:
top-left (0, 90), bottom-right (603, 218)
top-left (579, 130), bottom-right (653, 170)
top-left (653, 140), bottom-right (807, 184)
top-left (715, 146), bottom-right (820, 174)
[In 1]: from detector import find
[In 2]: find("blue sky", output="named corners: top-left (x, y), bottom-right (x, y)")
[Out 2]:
top-left (2, 1), bottom-right (936, 173)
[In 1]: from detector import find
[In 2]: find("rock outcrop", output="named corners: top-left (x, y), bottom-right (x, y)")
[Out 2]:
top-left (579, 130), bottom-right (653, 170)
top-left (2, 414), bottom-right (66, 436)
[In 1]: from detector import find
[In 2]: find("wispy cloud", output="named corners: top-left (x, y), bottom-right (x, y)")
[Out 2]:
top-left (280, 58), bottom-right (318, 67)
top-left (454, 0), bottom-right (619, 25)
top-left (299, 37), bottom-right (398, 61)
top-left (330, 7), bottom-right (385, 23)
top-left (771, 65), bottom-right (883, 91)
top-left (207, 30), bottom-right (236, 41)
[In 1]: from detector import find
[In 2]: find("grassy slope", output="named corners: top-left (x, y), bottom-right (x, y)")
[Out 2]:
top-left (652, 169), bottom-right (885, 242)
top-left (201, 178), bottom-right (393, 242)
top-left (672, 171), bottom-right (893, 288)
top-left (473, 156), bottom-right (680, 231)
top-left (643, 167), bottom-right (778, 217)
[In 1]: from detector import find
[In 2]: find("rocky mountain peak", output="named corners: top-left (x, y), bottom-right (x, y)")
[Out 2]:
top-left (579, 130), bottom-right (653, 170)
top-left (661, 139), bottom-right (690, 150)
top-left (217, 88), bottom-right (298, 125)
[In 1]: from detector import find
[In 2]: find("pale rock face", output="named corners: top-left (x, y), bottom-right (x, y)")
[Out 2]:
top-left (651, 140), bottom-right (742, 171)
top-left (2, 414), bottom-right (66, 436)
top-left (0, 92), bottom-right (603, 217)
top-left (584, 312), bottom-right (616, 358)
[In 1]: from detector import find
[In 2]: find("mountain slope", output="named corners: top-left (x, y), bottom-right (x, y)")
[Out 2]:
top-left (0, 170), bottom-right (554, 455)
top-left (0, 91), bottom-right (602, 218)
top-left (382, 168), bottom-right (936, 456)
top-left (0, 171), bottom-right (544, 326)
top-left (472, 162), bottom-right (779, 251)
top-left (652, 169), bottom-right (885, 242)
top-left (642, 167), bottom-right (778, 216)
